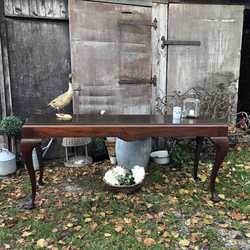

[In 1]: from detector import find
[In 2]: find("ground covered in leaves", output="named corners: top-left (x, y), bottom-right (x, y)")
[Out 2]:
top-left (0, 146), bottom-right (250, 250)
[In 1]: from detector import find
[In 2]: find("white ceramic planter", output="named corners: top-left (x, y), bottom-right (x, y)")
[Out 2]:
top-left (150, 150), bottom-right (170, 165)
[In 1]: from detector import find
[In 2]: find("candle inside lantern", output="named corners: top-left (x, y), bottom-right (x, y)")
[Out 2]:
top-left (189, 109), bottom-right (195, 117)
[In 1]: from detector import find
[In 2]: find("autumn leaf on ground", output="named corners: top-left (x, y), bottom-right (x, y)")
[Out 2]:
top-left (90, 223), bottom-right (97, 232)
top-left (21, 231), bottom-right (34, 237)
top-left (114, 225), bottom-right (123, 233)
top-left (84, 218), bottom-right (92, 223)
top-left (36, 239), bottom-right (49, 248)
top-left (230, 211), bottom-right (245, 221)
top-left (179, 239), bottom-right (190, 247)
top-left (203, 215), bottom-right (213, 225)
top-left (143, 237), bottom-right (156, 246)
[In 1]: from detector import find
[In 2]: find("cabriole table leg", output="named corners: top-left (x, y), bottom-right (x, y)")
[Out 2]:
top-left (35, 144), bottom-right (45, 186)
top-left (210, 137), bottom-right (229, 202)
top-left (20, 139), bottom-right (42, 209)
top-left (193, 136), bottom-right (204, 181)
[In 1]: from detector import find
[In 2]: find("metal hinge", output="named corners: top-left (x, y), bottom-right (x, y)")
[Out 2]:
top-left (151, 75), bottom-right (157, 86)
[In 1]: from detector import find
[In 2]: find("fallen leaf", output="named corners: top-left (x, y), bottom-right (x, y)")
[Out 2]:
top-left (21, 231), bottom-right (34, 237)
top-left (245, 233), bottom-right (250, 238)
top-left (218, 194), bottom-right (225, 199)
top-left (90, 223), bottom-right (97, 232)
top-left (114, 225), bottom-right (123, 233)
top-left (230, 211), bottom-right (244, 221)
top-left (74, 225), bottom-right (81, 231)
top-left (84, 218), bottom-right (92, 223)
top-left (218, 223), bottom-right (229, 228)
top-left (172, 231), bottom-right (179, 238)
top-left (190, 233), bottom-right (199, 243)
top-left (191, 216), bottom-right (199, 224)
top-left (52, 228), bottom-right (58, 233)
top-left (185, 219), bottom-right (191, 226)
top-left (66, 223), bottom-right (74, 228)
top-left (36, 239), bottom-right (48, 248)
top-left (203, 215), bottom-right (213, 225)
top-left (143, 238), bottom-right (156, 246)
top-left (200, 174), bottom-right (207, 182)
top-left (179, 239), bottom-right (190, 247)
top-left (179, 189), bottom-right (189, 195)
top-left (169, 196), bottom-right (178, 205)
top-left (124, 218), bottom-right (132, 224)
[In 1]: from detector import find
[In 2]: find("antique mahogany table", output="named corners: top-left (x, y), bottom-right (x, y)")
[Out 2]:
top-left (20, 115), bottom-right (229, 209)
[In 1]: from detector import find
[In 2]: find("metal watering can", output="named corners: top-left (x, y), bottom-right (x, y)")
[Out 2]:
top-left (0, 148), bottom-right (16, 176)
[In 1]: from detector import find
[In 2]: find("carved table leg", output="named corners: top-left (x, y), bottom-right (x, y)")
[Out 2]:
top-left (210, 137), bottom-right (229, 202)
top-left (20, 139), bottom-right (42, 209)
top-left (193, 137), bottom-right (203, 181)
top-left (35, 144), bottom-right (45, 186)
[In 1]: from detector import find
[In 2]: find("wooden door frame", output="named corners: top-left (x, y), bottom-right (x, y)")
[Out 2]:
top-left (0, 1), bottom-right (13, 117)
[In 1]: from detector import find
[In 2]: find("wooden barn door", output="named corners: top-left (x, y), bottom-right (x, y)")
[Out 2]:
top-left (2, 0), bottom-right (71, 118)
top-left (152, 3), bottom-right (244, 121)
top-left (69, 0), bottom-right (153, 114)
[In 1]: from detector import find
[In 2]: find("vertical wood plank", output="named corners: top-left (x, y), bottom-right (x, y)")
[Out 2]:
top-left (151, 2), bottom-right (168, 113)
top-left (53, 0), bottom-right (66, 18)
top-left (0, 20), bottom-right (13, 115)
top-left (37, 0), bottom-right (46, 17)
top-left (4, 0), bottom-right (13, 16)
top-left (29, 0), bottom-right (39, 16)
top-left (0, 36), bottom-right (7, 118)
top-left (13, 0), bottom-right (22, 15)
top-left (21, 0), bottom-right (30, 16)
top-left (45, 0), bottom-right (54, 17)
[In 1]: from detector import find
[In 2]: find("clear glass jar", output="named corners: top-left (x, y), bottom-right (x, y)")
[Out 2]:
top-left (182, 97), bottom-right (200, 118)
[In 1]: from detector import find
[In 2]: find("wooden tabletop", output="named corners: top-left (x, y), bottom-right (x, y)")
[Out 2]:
top-left (25, 114), bottom-right (227, 126)
top-left (21, 115), bottom-right (228, 140)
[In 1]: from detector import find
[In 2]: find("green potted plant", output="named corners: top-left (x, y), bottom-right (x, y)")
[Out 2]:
top-left (0, 116), bottom-right (23, 176)
top-left (0, 115), bottom-right (23, 138)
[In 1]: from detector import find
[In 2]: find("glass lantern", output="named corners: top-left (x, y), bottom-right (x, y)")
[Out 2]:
top-left (182, 97), bottom-right (200, 118)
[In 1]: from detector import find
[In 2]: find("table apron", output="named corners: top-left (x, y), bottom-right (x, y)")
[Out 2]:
top-left (21, 126), bottom-right (228, 140)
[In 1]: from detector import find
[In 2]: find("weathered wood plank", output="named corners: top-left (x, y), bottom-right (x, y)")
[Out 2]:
top-left (0, 20), bottom-right (13, 115)
top-left (69, 0), bottom-right (152, 114)
top-left (6, 18), bottom-right (71, 117)
top-left (13, 0), bottom-right (22, 15)
top-left (151, 3), bottom-right (167, 113)
top-left (21, 0), bottom-right (30, 15)
top-left (166, 4), bottom-right (244, 123)
top-left (4, 0), bottom-right (68, 19)
top-left (29, 0), bottom-right (39, 16)
top-left (37, 0), bottom-right (46, 17)
top-left (0, 35), bottom-right (7, 118)
top-left (83, 0), bottom-right (152, 7)
top-left (4, 0), bottom-right (13, 16)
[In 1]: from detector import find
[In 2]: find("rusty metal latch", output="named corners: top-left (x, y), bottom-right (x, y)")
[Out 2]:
top-left (151, 18), bottom-right (157, 30)
top-left (150, 75), bottom-right (157, 87)
top-left (119, 76), bottom-right (157, 86)
top-left (161, 36), bottom-right (201, 49)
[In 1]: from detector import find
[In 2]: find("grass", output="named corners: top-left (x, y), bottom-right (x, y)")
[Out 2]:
top-left (0, 145), bottom-right (250, 249)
